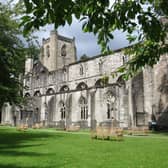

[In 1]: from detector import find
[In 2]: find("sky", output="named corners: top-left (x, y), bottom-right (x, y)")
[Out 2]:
top-left (31, 0), bottom-right (131, 59)
top-left (34, 18), bottom-right (130, 59)
top-left (1, 0), bottom-right (131, 59)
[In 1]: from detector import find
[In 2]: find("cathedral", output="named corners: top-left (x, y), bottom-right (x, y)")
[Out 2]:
top-left (1, 30), bottom-right (168, 130)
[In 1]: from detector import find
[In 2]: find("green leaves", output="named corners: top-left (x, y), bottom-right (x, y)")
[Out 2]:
top-left (127, 35), bottom-right (137, 43)
top-left (20, 0), bottom-right (168, 78)
top-left (0, 2), bottom-right (26, 108)
top-left (23, 0), bottom-right (32, 13)
top-left (67, 15), bottom-right (72, 25)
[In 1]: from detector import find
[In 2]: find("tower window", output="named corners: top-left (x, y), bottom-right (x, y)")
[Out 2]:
top-left (46, 45), bottom-right (50, 57)
top-left (80, 65), bottom-right (83, 75)
top-left (61, 44), bottom-right (66, 56)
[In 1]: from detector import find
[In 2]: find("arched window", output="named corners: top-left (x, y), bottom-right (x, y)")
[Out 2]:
top-left (24, 93), bottom-right (31, 97)
top-left (79, 96), bottom-right (88, 120)
top-left (122, 55), bottom-right (128, 64)
top-left (41, 46), bottom-right (44, 57)
top-left (117, 76), bottom-right (125, 87)
top-left (106, 91), bottom-right (115, 119)
top-left (46, 88), bottom-right (55, 95)
top-left (46, 45), bottom-right (50, 57)
top-left (59, 101), bottom-right (66, 120)
top-left (95, 79), bottom-right (104, 88)
top-left (34, 91), bottom-right (41, 97)
top-left (61, 44), bottom-right (66, 56)
top-left (79, 64), bottom-right (83, 75)
top-left (107, 103), bottom-right (111, 119)
top-left (60, 85), bottom-right (69, 92)
top-left (76, 82), bottom-right (88, 90)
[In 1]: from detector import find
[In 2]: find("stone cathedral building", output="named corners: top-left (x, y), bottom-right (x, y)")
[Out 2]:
top-left (1, 30), bottom-right (168, 129)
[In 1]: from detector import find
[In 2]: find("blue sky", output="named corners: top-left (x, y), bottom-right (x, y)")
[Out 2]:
top-left (34, 18), bottom-right (130, 59)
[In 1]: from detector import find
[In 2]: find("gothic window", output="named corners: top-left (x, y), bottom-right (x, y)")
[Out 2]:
top-left (80, 64), bottom-right (83, 75)
top-left (24, 93), bottom-right (31, 97)
top-left (79, 96), bottom-right (88, 120)
top-left (46, 45), bottom-right (50, 57)
top-left (106, 92), bottom-right (115, 119)
top-left (60, 102), bottom-right (66, 120)
top-left (61, 44), bottom-right (66, 56)
top-left (60, 85), bottom-right (69, 92)
top-left (107, 103), bottom-right (111, 119)
top-left (34, 108), bottom-right (39, 123)
top-left (106, 99), bottom-right (115, 119)
top-left (76, 82), bottom-right (88, 90)
top-left (25, 77), bottom-right (30, 87)
top-left (46, 88), bottom-right (55, 95)
top-left (34, 91), bottom-right (41, 97)
top-left (117, 76), bottom-right (125, 88)
top-left (41, 46), bottom-right (44, 57)
top-left (98, 58), bottom-right (104, 73)
top-left (95, 79), bottom-right (104, 88)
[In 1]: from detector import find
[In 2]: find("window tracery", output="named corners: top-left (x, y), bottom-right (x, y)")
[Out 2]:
top-left (79, 96), bottom-right (88, 120)
top-left (60, 101), bottom-right (66, 120)
top-left (106, 92), bottom-right (115, 119)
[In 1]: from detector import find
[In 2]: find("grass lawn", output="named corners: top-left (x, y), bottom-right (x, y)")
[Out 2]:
top-left (0, 127), bottom-right (168, 168)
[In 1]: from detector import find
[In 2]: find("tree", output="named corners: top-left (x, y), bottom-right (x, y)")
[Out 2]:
top-left (25, 36), bottom-right (40, 61)
top-left (0, 2), bottom-right (26, 108)
top-left (21, 0), bottom-right (168, 78)
top-left (80, 54), bottom-right (89, 61)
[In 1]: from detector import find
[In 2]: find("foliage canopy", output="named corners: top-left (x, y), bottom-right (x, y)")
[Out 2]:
top-left (0, 1), bottom-right (40, 108)
top-left (0, 2), bottom-right (26, 108)
top-left (21, 0), bottom-right (168, 78)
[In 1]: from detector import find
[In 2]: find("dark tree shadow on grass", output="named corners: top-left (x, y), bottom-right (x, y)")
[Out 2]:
top-left (0, 164), bottom-right (53, 168)
top-left (0, 127), bottom-right (63, 157)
